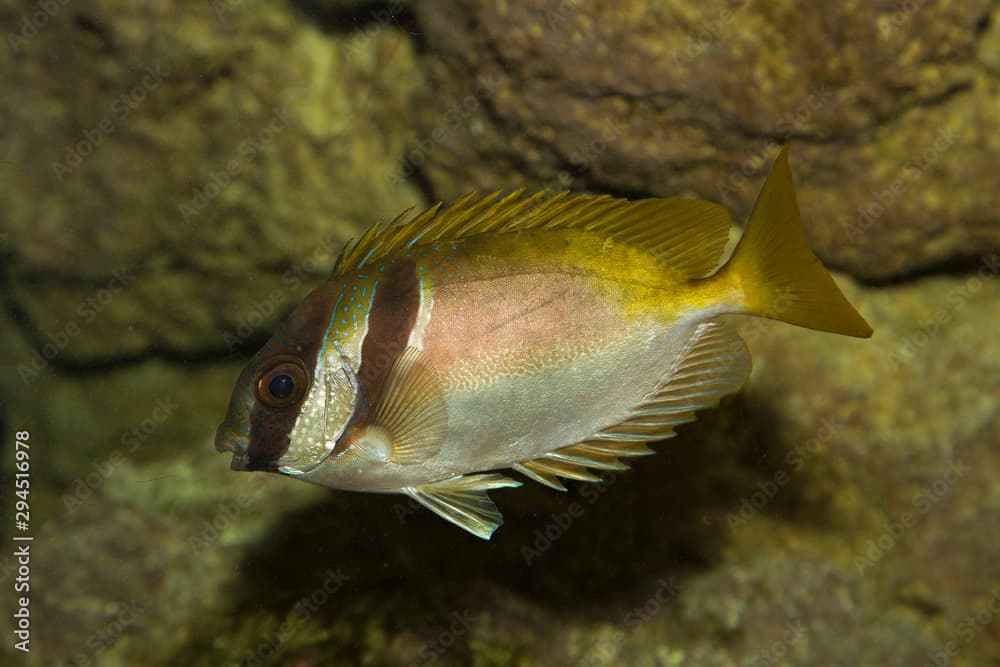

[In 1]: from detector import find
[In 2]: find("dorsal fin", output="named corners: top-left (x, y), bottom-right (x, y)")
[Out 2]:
top-left (333, 191), bottom-right (732, 279)
top-left (513, 321), bottom-right (751, 490)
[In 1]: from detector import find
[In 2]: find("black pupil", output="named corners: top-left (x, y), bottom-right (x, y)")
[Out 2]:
top-left (268, 374), bottom-right (294, 399)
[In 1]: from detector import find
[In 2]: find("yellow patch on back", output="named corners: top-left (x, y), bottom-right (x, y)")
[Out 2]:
top-left (332, 190), bottom-right (733, 281)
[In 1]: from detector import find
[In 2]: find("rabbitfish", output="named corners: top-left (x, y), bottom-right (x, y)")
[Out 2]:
top-left (215, 147), bottom-right (872, 538)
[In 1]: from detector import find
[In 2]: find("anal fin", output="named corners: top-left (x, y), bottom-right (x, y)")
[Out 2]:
top-left (403, 473), bottom-right (522, 540)
top-left (514, 321), bottom-right (751, 489)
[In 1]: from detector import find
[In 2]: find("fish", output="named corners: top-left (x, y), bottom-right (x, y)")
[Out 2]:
top-left (215, 146), bottom-right (872, 539)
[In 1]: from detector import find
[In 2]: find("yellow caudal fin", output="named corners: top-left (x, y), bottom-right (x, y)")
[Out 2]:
top-left (724, 146), bottom-right (873, 337)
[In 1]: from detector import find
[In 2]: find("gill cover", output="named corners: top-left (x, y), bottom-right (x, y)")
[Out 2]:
top-left (277, 344), bottom-right (360, 475)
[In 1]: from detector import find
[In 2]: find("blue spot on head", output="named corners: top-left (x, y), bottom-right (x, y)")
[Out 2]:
top-left (343, 306), bottom-right (349, 312)
top-left (341, 319), bottom-right (347, 325)
top-left (352, 285), bottom-right (357, 291)
top-left (378, 266), bottom-right (385, 272)
top-left (451, 244), bottom-right (458, 250)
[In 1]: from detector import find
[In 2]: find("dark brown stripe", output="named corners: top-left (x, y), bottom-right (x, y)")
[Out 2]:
top-left (247, 285), bottom-right (337, 471)
top-left (330, 260), bottom-right (420, 457)
top-left (356, 259), bottom-right (421, 408)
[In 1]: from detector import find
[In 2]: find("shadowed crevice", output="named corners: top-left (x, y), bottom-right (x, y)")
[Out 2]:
top-left (162, 393), bottom-right (816, 663)
top-left (289, 0), bottom-right (420, 40)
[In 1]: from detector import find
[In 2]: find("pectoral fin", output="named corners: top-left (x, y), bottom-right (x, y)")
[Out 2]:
top-left (356, 346), bottom-right (448, 465)
top-left (403, 473), bottom-right (522, 539)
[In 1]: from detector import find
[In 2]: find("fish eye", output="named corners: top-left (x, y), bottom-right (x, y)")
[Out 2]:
top-left (255, 356), bottom-right (309, 410)
top-left (268, 374), bottom-right (294, 398)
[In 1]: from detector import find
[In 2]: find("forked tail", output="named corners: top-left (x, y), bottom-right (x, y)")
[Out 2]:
top-left (721, 146), bottom-right (873, 338)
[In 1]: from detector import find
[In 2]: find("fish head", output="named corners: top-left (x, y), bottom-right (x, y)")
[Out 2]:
top-left (215, 286), bottom-right (362, 476)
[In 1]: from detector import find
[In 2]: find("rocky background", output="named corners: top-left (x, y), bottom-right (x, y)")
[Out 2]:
top-left (0, 1), bottom-right (997, 666)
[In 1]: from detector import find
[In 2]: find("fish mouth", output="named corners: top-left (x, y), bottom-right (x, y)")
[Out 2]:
top-left (214, 424), bottom-right (250, 472)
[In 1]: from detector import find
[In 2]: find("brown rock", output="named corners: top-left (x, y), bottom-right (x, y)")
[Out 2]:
top-left (408, 0), bottom-right (1000, 280)
top-left (0, 0), bottom-right (424, 364)
top-left (10, 266), bottom-right (997, 666)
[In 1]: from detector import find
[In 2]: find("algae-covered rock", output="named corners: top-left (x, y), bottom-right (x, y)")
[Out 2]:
top-left (1, 2), bottom-right (997, 666)
top-left (0, 0), bottom-right (424, 365)
top-left (5, 267), bottom-right (996, 667)
top-left (406, 0), bottom-right (1000, 281)
top-left (677, 558), bottom-right (938, 666)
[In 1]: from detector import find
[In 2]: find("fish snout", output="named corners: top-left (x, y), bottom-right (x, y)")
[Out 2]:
top-left (214, 424), bottom-right (250, 471)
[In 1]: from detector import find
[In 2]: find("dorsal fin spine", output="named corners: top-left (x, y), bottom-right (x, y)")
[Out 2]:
top-left (331, 189), bottom-right (731, 280)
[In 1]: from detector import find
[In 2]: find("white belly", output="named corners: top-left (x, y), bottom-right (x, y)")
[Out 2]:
top-left (303, 313), bottom-right (706, 491)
